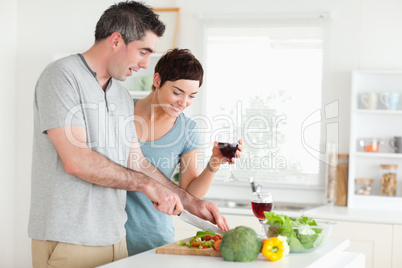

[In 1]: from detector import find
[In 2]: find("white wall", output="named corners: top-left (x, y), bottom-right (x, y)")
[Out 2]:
top-left (0, 0), bottom-right (17, 267)
top-left (3, 0), bottom-right (402, 266)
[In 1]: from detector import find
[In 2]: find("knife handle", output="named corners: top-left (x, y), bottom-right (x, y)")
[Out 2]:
top-left (151, 200), bottom-right (183, 216)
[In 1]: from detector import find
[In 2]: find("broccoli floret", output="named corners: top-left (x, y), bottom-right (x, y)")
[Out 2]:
top-left (220, 226), bottom-right (262, 262)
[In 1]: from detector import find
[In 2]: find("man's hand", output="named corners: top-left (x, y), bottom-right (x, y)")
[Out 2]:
top-left (185, 199), bottom-right (230, 232)
top-left (141, 180), bottom-right (183, 215)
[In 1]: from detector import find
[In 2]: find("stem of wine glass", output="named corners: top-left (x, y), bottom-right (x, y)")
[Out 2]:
top-left (224, 163), bottom-right (237, 182)
top-left (258, 219), bottom-right (266, 238)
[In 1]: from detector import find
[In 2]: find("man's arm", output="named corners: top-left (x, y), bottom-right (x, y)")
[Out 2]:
top-left (127, 139), bottom-right (230, 231)
top-left (47, 126), bottom-right (183, 215)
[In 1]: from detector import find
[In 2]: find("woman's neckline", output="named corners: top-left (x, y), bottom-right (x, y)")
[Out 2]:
top-left (134, 98), bottom-right (181, 143)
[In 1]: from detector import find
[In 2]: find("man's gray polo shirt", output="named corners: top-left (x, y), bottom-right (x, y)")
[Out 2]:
top-left (29, 54), bottom-right (136, 246)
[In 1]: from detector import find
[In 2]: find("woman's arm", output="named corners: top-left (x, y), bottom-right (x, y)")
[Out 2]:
top-left (180, 141), bottom-right (242, 198)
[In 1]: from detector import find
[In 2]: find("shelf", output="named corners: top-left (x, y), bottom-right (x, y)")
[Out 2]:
top-left (348, 70), bottom-right (402, 209)
top-left (350, 194), bottom-right (402, 210)
top-left (354, 194), bottom-right (402, 200)
top-left (355, 109), bottom-right (402, 115)
top-left (352, 152), bottom-right (402, 158)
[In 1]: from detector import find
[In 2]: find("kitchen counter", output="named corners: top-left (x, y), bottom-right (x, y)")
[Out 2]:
top-left (210, 202), bottom-right (401, 268)
top-left (303, 204), bottom-right (402, 225)
top-left (98, 239), bottom-right (364, 268)
top-left (216, 202), bottom-right (402, 225)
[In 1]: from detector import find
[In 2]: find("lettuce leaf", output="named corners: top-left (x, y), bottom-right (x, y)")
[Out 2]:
top-left (264, 211), bottom-right (323, 252)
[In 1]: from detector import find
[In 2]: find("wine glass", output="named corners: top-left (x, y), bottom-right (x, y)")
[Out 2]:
top-left (218, 141), bottom-right (239, 182)
top-left (251, 192), bottom-right (273, 238)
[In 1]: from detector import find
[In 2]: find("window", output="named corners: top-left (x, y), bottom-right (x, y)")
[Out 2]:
top-left (200, 15), bottom-right (329, 186)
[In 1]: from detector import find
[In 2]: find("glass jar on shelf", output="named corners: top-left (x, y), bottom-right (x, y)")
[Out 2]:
top-left (380, 164), bottom-right (397, 196)
top-left (355, 178), bottom-right (373, 195)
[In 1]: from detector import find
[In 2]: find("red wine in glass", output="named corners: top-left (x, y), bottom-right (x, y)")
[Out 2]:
top-left (218, 142), bottom-right (239, 161)
top-left (251, 192), bottom-right (273, 238)
top-left (251, 201), bottom-right (273, 220)
top-left (218, 142), bottom-right (239, 182)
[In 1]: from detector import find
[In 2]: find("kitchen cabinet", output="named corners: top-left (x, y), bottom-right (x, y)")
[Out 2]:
top-left (121, 53), bottom-right (162, 98)
top-left (303, 204), bottom-right (402, 268)
top-left (393, 225), bottom-right (402, 267)
top-left (348, 70), bottom-right (402, 210)
top-left (329, 220), bottom-right (394, 268)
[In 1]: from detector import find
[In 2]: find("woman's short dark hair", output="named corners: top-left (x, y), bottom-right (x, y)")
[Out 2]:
top-left (95, 1), bottom-right (165, 44)
top-left (153, 49), bottom-right (204, 90)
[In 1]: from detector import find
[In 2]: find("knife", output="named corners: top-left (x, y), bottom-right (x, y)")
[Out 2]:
top-left (178, 210), bottom-right (226, 235)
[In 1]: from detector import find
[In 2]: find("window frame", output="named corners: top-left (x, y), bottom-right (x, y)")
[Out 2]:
top-left (197, 13), bottom-right (332, 189)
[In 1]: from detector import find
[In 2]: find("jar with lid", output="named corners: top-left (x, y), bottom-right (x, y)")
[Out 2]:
top-left (355, 178), bottom-right (373, 195)
top-left (380, 164), bottom-right (397, 196)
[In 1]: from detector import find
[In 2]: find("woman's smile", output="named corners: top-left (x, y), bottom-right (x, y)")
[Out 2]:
top-left (170, 104), bottom-right (182, 113)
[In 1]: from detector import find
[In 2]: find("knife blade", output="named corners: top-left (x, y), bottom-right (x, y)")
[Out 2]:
top-left (178, 210), bottom-right (226, 235)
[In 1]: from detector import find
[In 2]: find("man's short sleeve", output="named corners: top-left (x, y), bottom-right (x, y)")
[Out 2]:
top-left (34, 61), bottom-right (85, 134)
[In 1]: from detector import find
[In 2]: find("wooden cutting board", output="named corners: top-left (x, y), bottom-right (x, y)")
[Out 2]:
top-left (156, 238), bottom-right (222, 257)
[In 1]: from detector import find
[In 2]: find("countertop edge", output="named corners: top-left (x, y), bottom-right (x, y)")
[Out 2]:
top-left (218, 204), bottom-right (402, 225)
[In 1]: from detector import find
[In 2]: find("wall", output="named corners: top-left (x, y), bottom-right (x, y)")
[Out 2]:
top-left (4, 0), bottom-right (402, 266)
top-left (0, 0), bottom-right (17, 267)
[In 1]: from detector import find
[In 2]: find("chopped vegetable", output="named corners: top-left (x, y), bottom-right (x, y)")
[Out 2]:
top-left (203, 234), bottom-right (213, 241)
top-left (212, 234), bottom-right (223, 241)
top-left (203, 240), bottom-right (213, 248)
top-left (190, 237), bottom-right (202, 247)
top-left (178, 231), bottom-right (222, 250)
top-left (212, 239), bottom-right (222, 251)
top-left (196, 231), bottom-right (217, 239)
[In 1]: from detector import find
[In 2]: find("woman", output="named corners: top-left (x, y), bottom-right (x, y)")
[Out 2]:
top-left (125, 48), bottom-right (242, 255)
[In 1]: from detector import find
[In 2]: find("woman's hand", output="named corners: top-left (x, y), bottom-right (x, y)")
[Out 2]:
top-left (209, 139), bottom-right (243, 170)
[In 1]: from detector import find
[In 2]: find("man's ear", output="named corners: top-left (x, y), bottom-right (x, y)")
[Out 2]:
top-left (109, 32), bottom-right (123, 49)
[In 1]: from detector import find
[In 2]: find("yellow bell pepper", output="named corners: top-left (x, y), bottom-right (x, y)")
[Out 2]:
top-left (261, 237), bottom-right (287, 261)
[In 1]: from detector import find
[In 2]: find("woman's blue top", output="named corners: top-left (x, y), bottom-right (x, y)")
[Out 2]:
top-left (125, 99), bottom-right (201, 255)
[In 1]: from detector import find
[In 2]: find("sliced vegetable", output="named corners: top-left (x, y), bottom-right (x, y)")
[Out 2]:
top-left (203, 234), bottom-right (213, 241)
top-left (212, 234), bottom-right (223, 241)
top-left (196, 231), bottom-right (217, 239)
top-left (190, 237), bottom-right (202, 247)
top-left (203, 240), bottom-right (213, 248)
top-left (212, 239), bottom-right (222, 251)
top-left (178, 231), bottom-right (221, 249)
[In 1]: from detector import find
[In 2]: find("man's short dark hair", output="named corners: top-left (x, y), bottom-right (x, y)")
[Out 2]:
top-left (95, 1), bottom-right (165, 44)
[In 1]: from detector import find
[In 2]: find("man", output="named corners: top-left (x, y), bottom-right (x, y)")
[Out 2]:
top-left (28, 1), bottom-right (229, 267)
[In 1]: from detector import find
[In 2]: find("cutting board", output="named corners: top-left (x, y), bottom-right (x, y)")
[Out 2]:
top-left (156, 238), bottom-right (221, 257)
